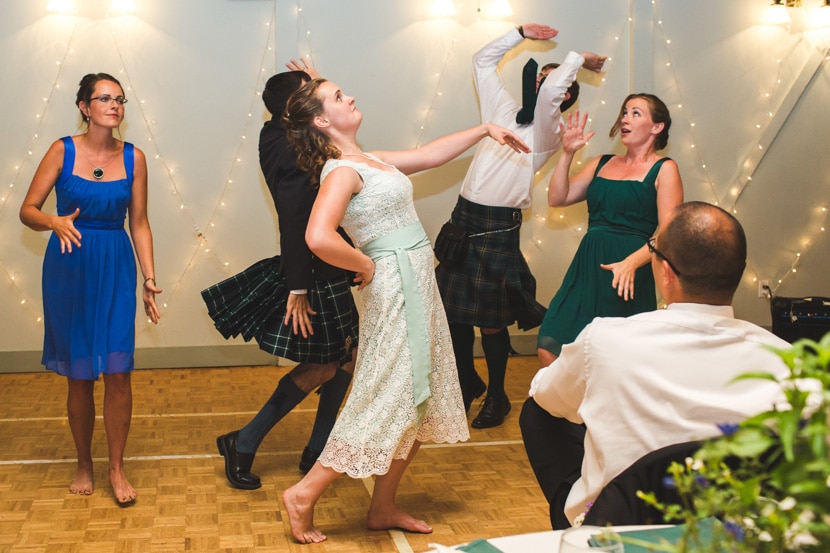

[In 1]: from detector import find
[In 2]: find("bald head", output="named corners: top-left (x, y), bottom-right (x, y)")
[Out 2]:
top-left (655, 202), bottom-right (747, 304)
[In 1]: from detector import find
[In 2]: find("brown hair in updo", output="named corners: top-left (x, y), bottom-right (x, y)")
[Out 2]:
top-left (75, 72), bottom-right (123, 124)
top-left (609, 93), bottom-right (671, 151)
top-left (282, 78), bottom-right (341, 188)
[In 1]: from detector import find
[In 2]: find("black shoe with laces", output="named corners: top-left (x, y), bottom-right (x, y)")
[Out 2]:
top-left (462, 380), bottom-right (487, 413)
top-left (471, 395), bottom-right (511, 429)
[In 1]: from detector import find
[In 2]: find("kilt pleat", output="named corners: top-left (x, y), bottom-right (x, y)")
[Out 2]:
top-left (201, 256), bottom-right (359, 364)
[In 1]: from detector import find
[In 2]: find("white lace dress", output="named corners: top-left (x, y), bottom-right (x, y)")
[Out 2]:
top-left (316, 156), bottom-right (469, 478)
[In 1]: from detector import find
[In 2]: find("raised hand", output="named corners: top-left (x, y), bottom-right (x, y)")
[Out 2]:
top-left (285, 58), bottom-right (320, 80)
top-left (521, 23), bottom-right (559, 41)
top-left (560, 110), bottom-right (595, 154)
top-left (580, 52), bottom-right (607, 73)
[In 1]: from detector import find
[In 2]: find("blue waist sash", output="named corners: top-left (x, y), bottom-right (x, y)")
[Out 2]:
top-left (73, 220), bottom-right (125, 230)
top-left (361, 222), bottom-right (431, 407)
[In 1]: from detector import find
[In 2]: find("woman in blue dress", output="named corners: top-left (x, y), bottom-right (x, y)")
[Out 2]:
top-left (20, 73), bottom-right (161, 506)
top-left (536, 93), bottom-right (683, 367)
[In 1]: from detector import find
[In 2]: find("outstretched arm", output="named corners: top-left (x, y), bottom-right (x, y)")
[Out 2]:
top-left (372, 123), bottom-right (530, 176)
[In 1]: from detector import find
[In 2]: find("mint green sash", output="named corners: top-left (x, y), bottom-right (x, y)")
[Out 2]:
top-left (361, 222), bottom-right (431, 406)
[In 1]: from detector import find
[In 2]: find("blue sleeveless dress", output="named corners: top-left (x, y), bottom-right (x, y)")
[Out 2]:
top-left (537, 155), bottom-right (669, 356)
top-left (41, 137), bottom-right (137, 380)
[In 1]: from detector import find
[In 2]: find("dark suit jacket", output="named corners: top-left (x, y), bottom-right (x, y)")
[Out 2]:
top-left (258, 118), bottom-right (351, 290)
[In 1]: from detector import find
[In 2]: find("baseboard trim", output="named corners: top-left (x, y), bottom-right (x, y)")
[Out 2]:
top-left (0, 334), bottom-right (540, 374)
top-left (0, 345), bottom-right (280, 374)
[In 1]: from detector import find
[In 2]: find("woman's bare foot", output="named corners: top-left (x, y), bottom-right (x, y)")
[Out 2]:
top-left (109, 466), bottom-right (136, 505)
top-left (366, 505), bottom-right (432, 534)
top-left (69, 465), bottom-right (94, 495)
top-left (282, 484), bottom-right (326, 543)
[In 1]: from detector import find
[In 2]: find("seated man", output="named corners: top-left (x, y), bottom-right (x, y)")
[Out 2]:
top-left (520, 201), bottom-right (790, 528)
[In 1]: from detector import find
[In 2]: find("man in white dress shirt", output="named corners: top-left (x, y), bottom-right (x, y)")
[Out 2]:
top-left (520, 201), bottom-right (791, 528)
top-left (435, 23), bottom-right (606, 429)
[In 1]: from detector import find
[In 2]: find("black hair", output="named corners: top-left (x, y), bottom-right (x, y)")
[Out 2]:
top-left (263, 71), bottom-right (311, 116)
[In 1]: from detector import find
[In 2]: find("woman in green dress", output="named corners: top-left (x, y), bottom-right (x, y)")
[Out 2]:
top-left (537, 93), bottom-right (683, 367)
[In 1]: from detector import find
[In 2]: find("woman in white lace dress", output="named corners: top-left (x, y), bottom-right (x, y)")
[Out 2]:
top-left (280, 79), bottom-right (530, 544)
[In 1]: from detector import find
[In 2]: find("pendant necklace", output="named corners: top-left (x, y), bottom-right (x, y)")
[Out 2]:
top-left (83, 144), bottom-right (119, 180)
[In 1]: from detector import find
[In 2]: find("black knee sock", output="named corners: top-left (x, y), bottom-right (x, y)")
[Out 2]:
top-left (481, 328), bottom-right (510, 398)
top-left (306, 367), bottom-right (352, 453)
top-left (449, 323), bottom-right (481, 390)
top-left (237, 374), bottom-right (307, 454)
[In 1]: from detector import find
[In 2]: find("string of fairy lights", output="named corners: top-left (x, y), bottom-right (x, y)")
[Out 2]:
top-left (1, 0), bottom-right (828, 335)
top-left (650, 0), bottom-right (829, 295)
top-left (0, 16), bottom-right (81, 323)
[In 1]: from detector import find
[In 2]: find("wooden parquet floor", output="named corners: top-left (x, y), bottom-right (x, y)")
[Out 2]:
top-left (0, 356), bottom-right (550, 552)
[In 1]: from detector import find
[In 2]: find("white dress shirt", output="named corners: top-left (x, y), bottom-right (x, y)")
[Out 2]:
top-left (459, 29), bottom-right (584, 209)
top-left (529, 303), bottom-right (791, 524)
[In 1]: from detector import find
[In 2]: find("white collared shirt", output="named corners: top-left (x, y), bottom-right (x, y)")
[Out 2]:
top-left (460, 29), bottom-right (583, 209)
top-left (529, 303), bottom-right (791, 524)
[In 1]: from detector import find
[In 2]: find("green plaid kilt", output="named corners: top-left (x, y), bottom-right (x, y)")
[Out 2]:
top-left (435, 196), bottom-right (546, 330)
top-left (200, 256), bottom-right (358, 364)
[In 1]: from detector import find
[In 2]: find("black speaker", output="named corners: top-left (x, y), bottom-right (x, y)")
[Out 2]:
top-left (770, 296), bottom-right (830, 343)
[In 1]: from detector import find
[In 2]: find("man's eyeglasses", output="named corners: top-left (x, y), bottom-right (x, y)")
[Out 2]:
top-left (90, 95), bottom-right (128, 105)
top-left (647, 237), bottom-right (682, 277)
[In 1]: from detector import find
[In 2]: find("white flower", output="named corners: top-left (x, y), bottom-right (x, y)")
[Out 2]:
top-left (742, 517), bottom-right (756, 529)
top-left (779, 496), bottom-right (797, 511)
top-left (797, 510), bottom-right (815, 524)
top-left (759, 531), bottom-right (773, 542)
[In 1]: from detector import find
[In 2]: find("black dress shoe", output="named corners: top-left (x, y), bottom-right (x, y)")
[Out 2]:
top-left (462, 380), bottom-right (487, 413)
top-left (471, 395), bottom-right (511, 429)
top-left (216, 431), bottom-right (261, 490)
top-left (298, 446), bottom-right (321, 474)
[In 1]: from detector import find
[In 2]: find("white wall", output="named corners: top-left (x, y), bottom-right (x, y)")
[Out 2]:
top-left (1, 0), bottom-right (828, 370)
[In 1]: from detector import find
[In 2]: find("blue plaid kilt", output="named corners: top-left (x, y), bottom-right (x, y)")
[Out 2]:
top-left (200, 256), bottom-right (358, 364)
top-left (435, 196), bottom-right (546, 330)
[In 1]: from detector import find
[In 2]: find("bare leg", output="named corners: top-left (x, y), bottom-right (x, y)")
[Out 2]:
top-left (103, 372), bottom-right (136, 504)
top-left (537, 348), bottom-right (558, 369)
top-left (67, 378), bottom-right (95, 495)
top-left (366, 442), bottom-right (431, 534)
top-left (282, 462), bottom-right (341, 543)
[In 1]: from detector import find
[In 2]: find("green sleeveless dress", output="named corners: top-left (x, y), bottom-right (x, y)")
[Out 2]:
top-left (537, 155), bottom-right (670, 356)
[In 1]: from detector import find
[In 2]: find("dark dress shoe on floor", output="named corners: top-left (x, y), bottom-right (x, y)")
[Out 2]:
top-left (216, 431), bottom-right (261, 490)
top-left (462, 380), bottom-right (487, 413)
top-left (298, 446), bottom-right (321, 474)
top-left (471, 395), bottom-right (511, 429)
